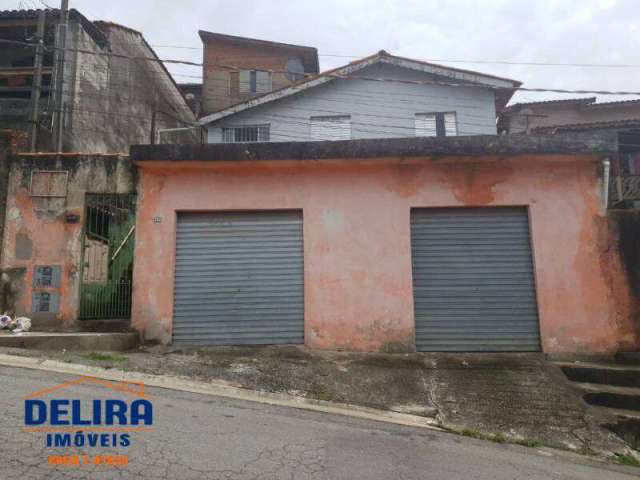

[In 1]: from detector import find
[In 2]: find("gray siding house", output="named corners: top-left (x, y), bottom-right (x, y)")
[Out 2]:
top-left (199, 51), bottom-right (521, 142)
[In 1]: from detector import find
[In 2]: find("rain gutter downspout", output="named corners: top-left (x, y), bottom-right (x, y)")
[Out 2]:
top-left (601, 158), bottom-right (610, 212)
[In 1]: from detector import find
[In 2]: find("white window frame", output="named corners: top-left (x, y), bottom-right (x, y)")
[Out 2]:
top-left (221, 124), bottom-right (271, 143)
top-left (29, 170), bottom-right (69, 197)
top-left (236, 70), bottom-right (273, 95)
top-left (310, 115), bottom-right (352, 141)
top-left (443, 112), bottom-right (458, 136)
top-left (414, 113), bottom-right (438, 137)
top-left (415, 112), bottom-right (458, 137)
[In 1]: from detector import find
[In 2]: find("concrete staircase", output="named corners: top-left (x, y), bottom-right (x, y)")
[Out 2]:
top-left (0, 320), bottom-right (138, 352)
top-left (555, 355), bottom-right (640, 450)
top-left (0, 331), bottom-right (139, 351)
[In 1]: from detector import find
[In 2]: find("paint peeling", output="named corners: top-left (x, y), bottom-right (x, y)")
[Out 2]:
top-left (132, 154), bottom-right (638, 354)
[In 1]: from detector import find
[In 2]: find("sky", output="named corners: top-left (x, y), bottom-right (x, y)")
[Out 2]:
top-left (5, 0), bottom-right (640, 104)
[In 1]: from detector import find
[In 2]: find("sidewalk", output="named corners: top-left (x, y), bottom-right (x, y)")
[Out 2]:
top-left (0, 344), bottom-right (634, 460)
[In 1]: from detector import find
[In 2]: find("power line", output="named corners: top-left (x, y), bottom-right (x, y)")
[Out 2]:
top-left (4, 37), bottom-right (640, 96)
top-left (148, 43), bottom-right (640, 69)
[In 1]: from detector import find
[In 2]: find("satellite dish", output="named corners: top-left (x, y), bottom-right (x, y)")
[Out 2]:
top-left (285, 58), bottom-right (305, 82)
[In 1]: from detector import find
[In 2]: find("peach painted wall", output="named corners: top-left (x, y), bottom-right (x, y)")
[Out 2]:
top-left (132, 155), bottom-right (639, 353)
top-left (0, 155), bottom-right (135, 325)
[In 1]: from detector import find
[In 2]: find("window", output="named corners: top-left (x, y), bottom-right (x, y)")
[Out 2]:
top-left (30, 170), bottom-right (68, 197)
top-left (222, 125), bottom-right (270, 143)
top-left (310, 116), bottom-right (351, 141)
top-left (230, 70), bottom-right (273, 96)
top-left (415, 112), bottom-right (458, 137)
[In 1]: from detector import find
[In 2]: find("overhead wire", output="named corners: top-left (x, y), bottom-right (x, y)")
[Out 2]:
top-left (4, 35), bottom-right (640, 147)
top-left (147, 43), bottom-right (640, 69)
top-left (3, 37), bottom-right (640, 96)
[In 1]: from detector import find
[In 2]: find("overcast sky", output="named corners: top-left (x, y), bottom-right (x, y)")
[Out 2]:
top-left (6, 0), bottom-right (640, 104)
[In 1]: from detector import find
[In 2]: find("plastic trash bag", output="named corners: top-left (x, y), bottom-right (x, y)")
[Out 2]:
top-left (0, 314), bottom-right (11, 329)
top-left (12, 317), bottom-right (31, 333)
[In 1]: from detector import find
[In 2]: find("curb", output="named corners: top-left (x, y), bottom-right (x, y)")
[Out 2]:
top-left (0, 353), bottom-right (441, 431)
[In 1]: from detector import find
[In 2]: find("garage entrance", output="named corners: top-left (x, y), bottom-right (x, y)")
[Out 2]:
top-left (173, 211), bottom-right (304, 345)
top-left (411, 207), bottom-right (540, 352)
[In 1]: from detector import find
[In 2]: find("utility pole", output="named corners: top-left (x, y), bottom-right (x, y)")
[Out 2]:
top-left (54, 0), bottom-right (69, 152)
top-left (29, 10), bottom-right (46, 152)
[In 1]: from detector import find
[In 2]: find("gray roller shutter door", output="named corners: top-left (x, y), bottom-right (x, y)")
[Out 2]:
top-left (411, 207), bottom-right (541, 352)
top-left (173, 211), bottom-right (304, 345)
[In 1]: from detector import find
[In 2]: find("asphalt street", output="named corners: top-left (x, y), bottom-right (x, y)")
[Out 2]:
top-left (0, 365), bottom-right (636, 479)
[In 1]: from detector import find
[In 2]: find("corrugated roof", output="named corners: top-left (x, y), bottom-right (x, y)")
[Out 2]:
top-left (504, 97), bottom-right (596, 112)
top-left (585, 99), bottom-right (640, 108)
top-left (505, 97), bottom-right (640, 113)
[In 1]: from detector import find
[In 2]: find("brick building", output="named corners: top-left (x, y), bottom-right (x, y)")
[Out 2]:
top-left (199, 30), bottom-right (319, 115)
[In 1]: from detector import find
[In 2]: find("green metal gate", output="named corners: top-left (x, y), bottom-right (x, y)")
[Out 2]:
top-left (79, 193), bottom-right (136, 320)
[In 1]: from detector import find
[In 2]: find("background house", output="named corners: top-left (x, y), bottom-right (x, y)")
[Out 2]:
top-left (498, 98), bottom-right (640, 208)
top-left (199, 51), bottom-right (522, 143)
top-left (0, 8), bottom-right (198, 153)
top-left (497, 97), bottom-right (640, 135)
top-left (199, 30), bottom-right (319, 116)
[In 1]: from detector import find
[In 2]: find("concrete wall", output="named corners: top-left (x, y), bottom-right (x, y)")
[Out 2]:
top-left (63, 23), bottom-right (197, 153)
top-left (207, 64), bottom-right (498, 143)
top-left (0, 132), bottom-right (13, 250)
top-left (131, 154), bottom-right (639, 354)
top-left (0, 154), bottom-right (135, 326)
top-left (608, 210), bottom-right (640, 342)
top-left (0, 15), bottom-right (197, 154)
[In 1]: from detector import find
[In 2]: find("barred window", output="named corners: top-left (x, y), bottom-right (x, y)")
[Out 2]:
top-left (221, 125), bottom-right (270, 143)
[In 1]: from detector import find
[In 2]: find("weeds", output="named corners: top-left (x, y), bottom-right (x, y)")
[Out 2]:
top-left (614, 453), bottom-right (640, 468)
top-left (82, 352), bottom-right (127, 363)
top-left (307, 383), bottom-right (335, 402)
top-left (459, 428), bottom-right (505, 443)
top-left (457, 428), bottom-right (553, 449)
top-left (513, 438), bottom-right (544, 448)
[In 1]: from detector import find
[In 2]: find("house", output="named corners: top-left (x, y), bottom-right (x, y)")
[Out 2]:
top-left (498, 97), bottom-right (640, 207)
top-left (129, 132), bottom-right (639, 354)
top-left (497, 97), bottom-right (640, 135)
top-left (199, 50), bottom-right (522, 144)
top-left (0, 8), bottom-right (197, 152)
top-left (199, 30), bottom-right (319, 116)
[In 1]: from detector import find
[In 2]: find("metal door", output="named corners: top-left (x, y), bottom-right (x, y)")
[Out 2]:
top-left (173, 211), bottom-right (304, 345)
top-left (79, 194), bottom-right (136, 319)
top-left (411, 207), bottom-right (540, 351)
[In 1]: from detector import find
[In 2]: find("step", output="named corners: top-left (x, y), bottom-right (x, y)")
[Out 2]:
top-left (596, 407), bottom-right (640, 450)
top-left (555, 361), bottom-right (640, 388)
top-left (595, 405), bottom-right (640, 421)
top-left (0, 332), bottom-right (139, 351)
top-left (575, 382), bottom-right (640, 412)
top-left (616, 352), bottom-right (640, 366)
